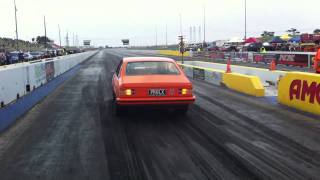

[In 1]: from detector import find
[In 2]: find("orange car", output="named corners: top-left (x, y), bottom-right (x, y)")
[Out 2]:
top-left (112, 57), bottom-right (195, 115)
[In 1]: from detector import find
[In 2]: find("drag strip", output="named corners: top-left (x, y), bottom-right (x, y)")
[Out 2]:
top-left (0, 49), bottom-right (319, 180)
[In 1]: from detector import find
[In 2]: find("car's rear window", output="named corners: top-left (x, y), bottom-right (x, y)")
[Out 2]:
top-left (126, 61), bottom-right (180, 75)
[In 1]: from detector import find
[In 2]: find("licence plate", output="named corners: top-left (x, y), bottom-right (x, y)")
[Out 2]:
top-left (148, 89), bottom-right (166, 96)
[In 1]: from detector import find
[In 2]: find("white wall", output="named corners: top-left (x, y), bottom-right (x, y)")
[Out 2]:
top-left (0, 51), bottom-right (97, 106)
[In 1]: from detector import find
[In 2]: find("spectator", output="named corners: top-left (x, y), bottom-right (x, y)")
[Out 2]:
top-left (0, 54), bottom-right (5, 65)
top-left (5, 52), bottom-right (10, 64)
top-left (260, 47), bottom-right (267, 53)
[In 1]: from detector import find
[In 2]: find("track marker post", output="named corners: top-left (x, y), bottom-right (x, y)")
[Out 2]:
top-left (226, 58), bottom-right (232, 73)
top-left (178, 36), bottom-right (185, 64)
top-left (269, 60), bottom-right (276, 71)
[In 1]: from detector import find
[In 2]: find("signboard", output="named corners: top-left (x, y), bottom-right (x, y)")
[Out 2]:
top-left (180, 65), bottom-right (223, 86)
top-left (277, 54), bottom-right (313, 67)
top-left (231, 52), bottom-right (249, 62)
top-left (83, 40), bottom-right (91, 46)
top-left (122, 39), bottom-right (129, 45)
top-left (209, 52), bottom-right (225, 59)
top-left (253, 54), bottom-right (276, 64)
top-left (45, 61), bottom-right (55, 81)
top-left (205, 71), bottom-right (222, 85)
top-left (253, 53), bottom-right (312, 67)
top-left (193, 68), bottom-right (205, 80)
top-left (278, 72), bottom-right (320, 115)
top-left (206, 52), bottom-right (312, 67)
top-left (34, 63), bottom-right (46, 85)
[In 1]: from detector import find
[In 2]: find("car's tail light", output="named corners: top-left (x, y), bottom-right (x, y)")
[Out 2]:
top-left (125, 89), bottom-right (132, 96)
top-left (179, 88), bottom-right (192, 95)
top-left (121, 89), bottom-right (135, 96)
top-left (181, 88), bottom-right (188, 95)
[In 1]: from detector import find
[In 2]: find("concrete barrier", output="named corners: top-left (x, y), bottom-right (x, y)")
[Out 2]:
top-left (159, 50), bottom-right (190, 57)
top-left (178, 63), bottom-right (224, 86)
top-left (278, 72), bottom-right (320, 115)
top-left (222, 73), bottom-right (265, 97)
top-left (179, 63), bottom-right (265, 97)
top-left (0, 51), bottom-right (98, 132)
top-left (180, 60), bottom-right (320, 115)
top-left (0, 64), bottom-right (82, 132)
top-left (183, 61), bottom-right (286, 86)
top-left (0, 51), bottom-right (97, 107)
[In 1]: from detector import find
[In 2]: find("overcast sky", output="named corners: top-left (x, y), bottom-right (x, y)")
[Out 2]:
top-left (1, 0), bottom-right (319, 46)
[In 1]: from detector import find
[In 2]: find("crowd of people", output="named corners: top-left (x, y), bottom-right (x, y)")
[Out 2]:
top-left (185, 39), bottom-right (320, 74)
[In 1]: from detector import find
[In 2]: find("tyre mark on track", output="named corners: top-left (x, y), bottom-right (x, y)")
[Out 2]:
top-left (170, 120), bottom-right (259, 180)
top-left (195, 91), bottom-right (320, 163)
top-left (98, 51), bottom-right (149, 180)
top-left (100, 91), bottom-right (149, 180)
top-left (187, 105), bottom-right (298, 179)
top-left (190, 92), bottom-right (320, 179)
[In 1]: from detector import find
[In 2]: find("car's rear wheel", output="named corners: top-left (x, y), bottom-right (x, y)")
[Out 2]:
top-left (114, 103), bottom-right (123, 116)
top-left (112, 91), bottom-right (125, 116)
top-left (175, 105), bottom-right (189, 116)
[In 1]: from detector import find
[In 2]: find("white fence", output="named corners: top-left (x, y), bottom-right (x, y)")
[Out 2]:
top-left (0, 51), bottom-right (97, 107)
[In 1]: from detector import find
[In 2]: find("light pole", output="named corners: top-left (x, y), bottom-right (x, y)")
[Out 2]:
top-left (155, 26), bottom-right (158, 48)
top-left (65, 31), bottom-right (69, 47)
top-left (190, 26), bottom-right (192, 44)
top-left (193, 26), bottom-right (196, 43)
top-left (199, 26), bottom-right (201, 44)
top-left (179, 14), bottom-right (183, 37)
top-left (58, 24), bottom-right (62, 47)
top-left (244, 0), bottom-right (247, 40)
top-left (14, 0), bottom-right (19, 51)
top-left (44, 16), bottom-right (47, 49)
top-left (73, 33), bottom-right (75, 47)
top-left (75, 35), bottom-right (78, 47)
top-left (165, 24), bottom-right (168, 47)
top-left (203, 6), bottom-right (206, 44)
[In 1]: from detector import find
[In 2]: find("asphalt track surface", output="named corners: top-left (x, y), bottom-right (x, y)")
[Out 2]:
top-left (0, 49), bottom-right (320, 180)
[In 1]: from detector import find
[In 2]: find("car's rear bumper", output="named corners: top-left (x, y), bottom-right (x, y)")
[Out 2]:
top-left (116, 96), bottom-right (195, 106)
